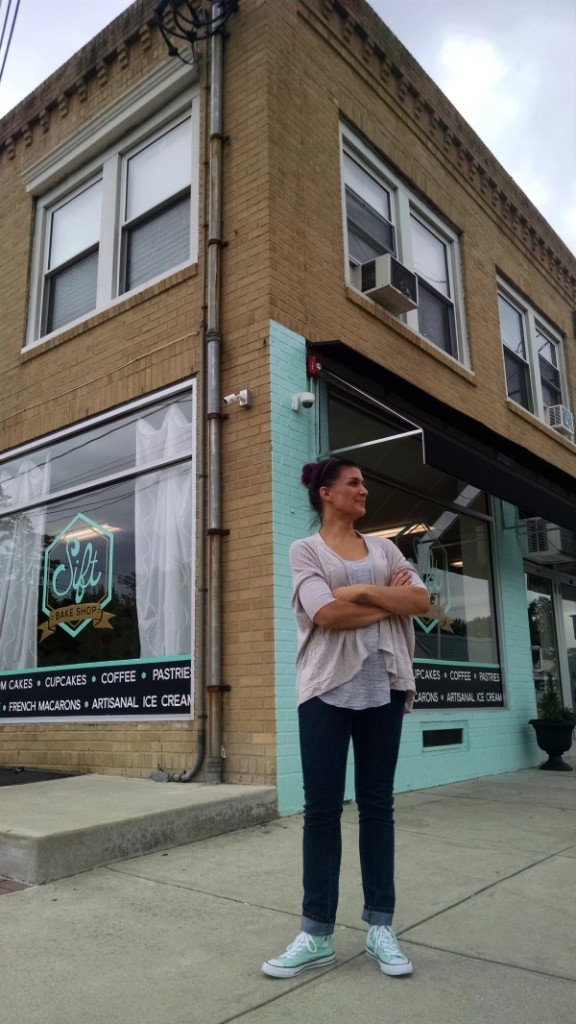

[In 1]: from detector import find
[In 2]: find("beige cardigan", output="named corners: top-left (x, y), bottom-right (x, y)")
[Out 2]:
top-left (290, 532), bottom-right (425, 708)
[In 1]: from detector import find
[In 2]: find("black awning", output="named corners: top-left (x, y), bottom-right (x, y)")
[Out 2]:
top-left (309, 340), bottom-right (576, 532)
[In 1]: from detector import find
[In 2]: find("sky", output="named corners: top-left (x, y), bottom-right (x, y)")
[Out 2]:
top-left (0, 0), bottom-right (575, 254)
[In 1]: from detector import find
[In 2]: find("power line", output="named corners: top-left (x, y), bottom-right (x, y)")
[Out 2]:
top-left (0, 0), bottom-right (22, 88)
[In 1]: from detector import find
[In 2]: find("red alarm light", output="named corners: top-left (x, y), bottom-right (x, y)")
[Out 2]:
top-left (306, 354), bottom-right (322, 379)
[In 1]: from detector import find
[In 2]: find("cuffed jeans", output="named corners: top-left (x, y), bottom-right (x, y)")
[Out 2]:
top-left (298, 690), bottom-right (405, 937)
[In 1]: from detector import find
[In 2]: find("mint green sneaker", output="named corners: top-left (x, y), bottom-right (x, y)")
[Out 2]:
top-left (365, 925), bottom-right (413, 976)
top-left (262, 932), bottom-right (336, 978)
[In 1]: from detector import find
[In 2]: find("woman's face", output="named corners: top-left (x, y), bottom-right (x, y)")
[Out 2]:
top-left (320, 465), bottom-right (368, 520)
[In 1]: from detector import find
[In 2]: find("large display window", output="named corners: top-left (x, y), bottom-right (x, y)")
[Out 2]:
top-left (324, 384), bottom-right (503, 709)
top-left (0, 385), bottom-right (194, 721)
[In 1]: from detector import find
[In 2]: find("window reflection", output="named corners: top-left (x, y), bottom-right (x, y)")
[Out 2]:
top-left (369, 499), bottom-right (498, 666)
top-left (525, 574), bottom-right (560, 700)
top-left (410, 215), bottom-right (449, 296)
top-left (0, 393), bottom-right (194, 675)
top-left (38, 481), bottom-right (140, 667)
top-left (560, 584), bottom-right (576, 709)
top-left (0, 391), bottom-right (193, 510)
top-left (326, 385), bottom-right (499, 672)
top-left (327, 389), bottom-right (487, 515)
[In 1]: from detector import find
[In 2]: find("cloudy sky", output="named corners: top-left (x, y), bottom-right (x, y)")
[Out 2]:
top-left (1, 0), bottom-right (575, 253)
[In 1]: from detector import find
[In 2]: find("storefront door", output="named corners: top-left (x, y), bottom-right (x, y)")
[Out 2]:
top-left (525, 567), bottom-right (576, 713)
top-left (560, 582), bottom-right (576, 710)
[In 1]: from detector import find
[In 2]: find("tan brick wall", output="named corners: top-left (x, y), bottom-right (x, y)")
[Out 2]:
top-left (0, 720), bottom-right (200, 779)
top-left (0, 1), bottom-right (278, 784)
top-left (0, 0), bottom-right (574, 786)
top-left (261, 0), bottom-right (575, 477)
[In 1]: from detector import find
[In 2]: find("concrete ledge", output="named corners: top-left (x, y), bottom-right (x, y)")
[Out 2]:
top-left (0, 775), bottom-right (277, 885)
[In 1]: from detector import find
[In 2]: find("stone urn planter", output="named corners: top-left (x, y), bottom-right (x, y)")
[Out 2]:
top-left (529, 675), bottom-right (576, 771)
top-left (529, 718), bottom-right (575, 771)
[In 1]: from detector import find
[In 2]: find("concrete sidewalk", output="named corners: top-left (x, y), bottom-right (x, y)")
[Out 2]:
top-left (0, 774), bottom-right (277, 884)
top-left (1, 764), bottom-right (575, 1024)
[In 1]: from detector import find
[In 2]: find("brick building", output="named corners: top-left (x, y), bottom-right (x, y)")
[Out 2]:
top-left (0, 0), bottom-right (575, 811)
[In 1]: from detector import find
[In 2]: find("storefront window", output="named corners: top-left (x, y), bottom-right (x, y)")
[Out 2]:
top-left (326, 385), bottom-right (503, 709)
top-left (0, 387), bottom-right (194, 722)
top-left (525, 574), bottom-right (560, 701)
top-left (560, 584), bottom-right (576, 709)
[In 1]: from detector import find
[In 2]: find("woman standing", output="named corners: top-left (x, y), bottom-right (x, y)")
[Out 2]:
top-left (262, 458), bottom-right (429, 980)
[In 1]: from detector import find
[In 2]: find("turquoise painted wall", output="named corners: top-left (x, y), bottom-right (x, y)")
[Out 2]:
top-left (269, 322), bottom-right (315, 814)
top-left (270, 320), bottom-right (541, 814)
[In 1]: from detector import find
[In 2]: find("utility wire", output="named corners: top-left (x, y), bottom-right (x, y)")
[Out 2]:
top-left (0, 0), bottom-right (15, 58)
top-left (0, 0), bottom-right (22, 88)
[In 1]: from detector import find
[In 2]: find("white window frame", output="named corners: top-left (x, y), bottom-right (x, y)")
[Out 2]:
top-left (26, 76), bottom-right (199, 348)
top-left (497, 280), bottom-right (570, 425)
top-left (340, 125), bottom-right (468, 365)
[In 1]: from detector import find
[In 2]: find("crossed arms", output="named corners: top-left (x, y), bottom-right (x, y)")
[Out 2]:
top-left (313, 567), bottom-right (430, 629)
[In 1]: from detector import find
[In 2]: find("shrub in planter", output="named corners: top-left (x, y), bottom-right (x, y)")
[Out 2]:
top-left (529, 675), bottom-right (576, 771)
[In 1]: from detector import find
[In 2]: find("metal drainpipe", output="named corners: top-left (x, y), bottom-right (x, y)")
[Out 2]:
top-left (203, 1), bottom-right (226, 783)
top-left (173, 315), bottom-right (207, 783)
top-left (158, 6), bottom-right (226, 782)
top-left (153, 44), bottom-right (211, 787)
top-left (158, 4), bottom-right (225, 785)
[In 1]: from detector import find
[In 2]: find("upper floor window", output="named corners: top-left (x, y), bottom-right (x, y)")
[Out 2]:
top-left (27, 101), bottom-right (198, 344)
top-left (45, 180), bottom-right (102, 333)
top-left (121, 119), bottom-right (192, 293)
top-left (341, 127), bottom-right (467, 363)
top-left (497, 284), bottom-right (570, 428)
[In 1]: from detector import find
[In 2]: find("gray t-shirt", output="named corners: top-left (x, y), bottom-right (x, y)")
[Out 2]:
top-left (321, 554), bottom-right (391, 710)
top-left (290, 531), bottom-right (424, 708)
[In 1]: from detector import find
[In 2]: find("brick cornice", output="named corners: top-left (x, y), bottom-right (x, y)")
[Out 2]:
top-left (0, 0), bottom-right (161, 161)
top-left (299, 0), bottom-right (576, 304)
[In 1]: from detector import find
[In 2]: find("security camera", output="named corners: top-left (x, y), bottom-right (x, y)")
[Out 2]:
top-left (223, 389), bottom-right (253, 408)
top-left (292, 392), bottom-right (316, 411)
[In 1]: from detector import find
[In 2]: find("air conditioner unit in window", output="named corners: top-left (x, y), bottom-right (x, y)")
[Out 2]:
top-left (519, 517), bottom-right (576, 564)
top-left (360, 254), bottom-right (418, 314)
top-left (546, 404), bottom-right (574, 437)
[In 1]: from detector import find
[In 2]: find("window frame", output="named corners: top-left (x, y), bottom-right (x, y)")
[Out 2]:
top-left (41, 176), bottom-right (103, 336)
top-left (323, 379), bottom-right (504, 711)
top-left (497, 281), bottom-right (569, 425)
top-left (118, 115), bottom-right (194, 295)
top-left (340, 125), bottom-right (468, 365)
top-left (26, 89), bottom-right (199, 348)
top-left (0, 379), bottom-right (196, 723)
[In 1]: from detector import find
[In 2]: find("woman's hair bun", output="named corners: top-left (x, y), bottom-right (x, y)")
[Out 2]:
top-left (300, 463), bottom-right (317, 488)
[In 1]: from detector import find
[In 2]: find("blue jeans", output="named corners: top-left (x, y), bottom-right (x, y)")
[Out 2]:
top-left (298, 691), bottom-right (405, 937)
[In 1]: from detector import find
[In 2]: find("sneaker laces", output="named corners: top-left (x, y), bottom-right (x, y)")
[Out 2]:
top-left (373, 925), bottom-right (404, 959)
top-left (284, 932), bottom-right (320, 957)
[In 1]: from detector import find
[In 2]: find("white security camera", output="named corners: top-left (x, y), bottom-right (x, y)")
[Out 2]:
top-left (292, 392), bottom-right (316, 411)
top-left (223, 389), bottom-right (252, 408)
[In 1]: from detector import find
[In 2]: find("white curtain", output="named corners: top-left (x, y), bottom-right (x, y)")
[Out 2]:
top-left (135, 406), bottom-right (193, 657)
top-left (0, 459), bottom-right (50, 670)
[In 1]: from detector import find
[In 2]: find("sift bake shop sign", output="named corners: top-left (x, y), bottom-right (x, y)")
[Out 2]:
top-left (40, 513), bottom-right (114, 641)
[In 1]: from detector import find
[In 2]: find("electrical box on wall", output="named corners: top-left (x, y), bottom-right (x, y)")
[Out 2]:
top-left (360, 253), bottom-right (418, 314)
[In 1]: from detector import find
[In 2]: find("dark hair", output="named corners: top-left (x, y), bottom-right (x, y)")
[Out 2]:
top-left (301, 458), bottom-right (360, 520)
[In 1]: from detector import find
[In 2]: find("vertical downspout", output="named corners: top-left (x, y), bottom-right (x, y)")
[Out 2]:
top-left (176, 321), bottom-right (207, 783)
top-left (204, 1), bottom-right (226, 783)
top-left (154, 43), bottom-right (211, 785)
